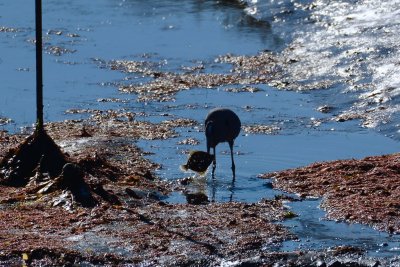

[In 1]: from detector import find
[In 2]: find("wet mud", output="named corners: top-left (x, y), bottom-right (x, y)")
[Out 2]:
top-left (1, 114), bottom-right (399, 265)
top-left (0, 129), bottom-right (67, 186)
top-left (0, 117), bottom-right (296, 266)
top-left (260, 153), bottom-right (400, 234)
top-left (1, 46), bottom-right (399, 265)
top-left (1, 41), bottom-right (399, 267)
top-left (2, 0), bottom-right (400, 264)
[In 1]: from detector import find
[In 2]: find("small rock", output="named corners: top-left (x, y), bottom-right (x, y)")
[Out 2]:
top-left (143, 170), bottom-right (154, 180)
top-left (178, 177), bottom-right (193, 185)
top-left (61, 163), bottom-right (84, 185)
top-left (125, 187), bottom-right (161, 201)
top-left (185, 192), bottom-right (209, 205)
top-left (317, 105), bottom-right (333, 113)
top-left (125, 188), bottom-right (144, 199)
top-left (264, 181), bottom-right (273, 189)
top-left (92, 184), bottom-right (120, 205)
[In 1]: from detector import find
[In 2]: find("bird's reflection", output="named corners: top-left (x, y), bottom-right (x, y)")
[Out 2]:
top-left (229, 174), bottom-right (236, 202)
top-left (181, 169), bottom-right (237, 203)
top-left (210, 173), bottom-right (236, 203)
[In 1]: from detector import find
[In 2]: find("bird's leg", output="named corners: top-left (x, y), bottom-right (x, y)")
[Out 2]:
top-left (229, 141), bottom-right (236, 178)
top-left (211, 146), bottom-right (216, 178)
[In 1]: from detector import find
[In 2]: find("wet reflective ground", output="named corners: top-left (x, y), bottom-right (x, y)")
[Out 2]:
top-left (1, 0), bottom-right (399, 258)
top-left (1, 0), bottom-right (282, 129)
top-left (137, 86), bottom-right (400, 257)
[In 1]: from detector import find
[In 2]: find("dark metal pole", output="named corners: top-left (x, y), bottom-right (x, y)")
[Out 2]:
top-left (35, 0), bottom-right (44, 131)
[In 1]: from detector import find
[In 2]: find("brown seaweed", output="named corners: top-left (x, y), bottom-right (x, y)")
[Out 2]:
top-left (0, 129), bottom-right (67, 186)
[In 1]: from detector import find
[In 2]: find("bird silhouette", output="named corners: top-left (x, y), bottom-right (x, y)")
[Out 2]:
top-left (205, 108), bottom-right (241, 178)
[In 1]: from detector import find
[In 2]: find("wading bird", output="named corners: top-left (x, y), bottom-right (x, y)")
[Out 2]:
top-left (205, 108), bottom-right (241, 177)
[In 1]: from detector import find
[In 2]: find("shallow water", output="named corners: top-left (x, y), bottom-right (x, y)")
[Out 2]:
top-left (282, 200), bottom-right (400, 258)
top-left (1, 0), bottom-right (400, 258)
top-left (137, 87), bottom-right (400, 257)
top-left (138, 86), bottom-right (400, 201)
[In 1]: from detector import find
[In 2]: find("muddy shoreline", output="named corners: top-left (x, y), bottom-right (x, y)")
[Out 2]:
top-left (1, 44), bottom-right (399, 267)
top-left (260, 153), bottom-right (400, 234)
top-left (1, 1), bottom-right (400, 264)
top-left (0, 119), bottom-right (290, 266)
top-left (1, 112), bottom-right (399, 266)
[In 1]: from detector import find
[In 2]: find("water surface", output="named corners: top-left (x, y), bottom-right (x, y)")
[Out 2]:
top-left (1, 0), bottom-right (399, 258)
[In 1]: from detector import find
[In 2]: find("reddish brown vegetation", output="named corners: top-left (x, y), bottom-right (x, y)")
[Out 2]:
top-left (261, 154), bottom-right (400, 233)
top-left (0, 120), bottom-right (294, 266)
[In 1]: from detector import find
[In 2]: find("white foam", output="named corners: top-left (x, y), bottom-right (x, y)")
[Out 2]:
top-left (264, 0), bottom-right (400, 134)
